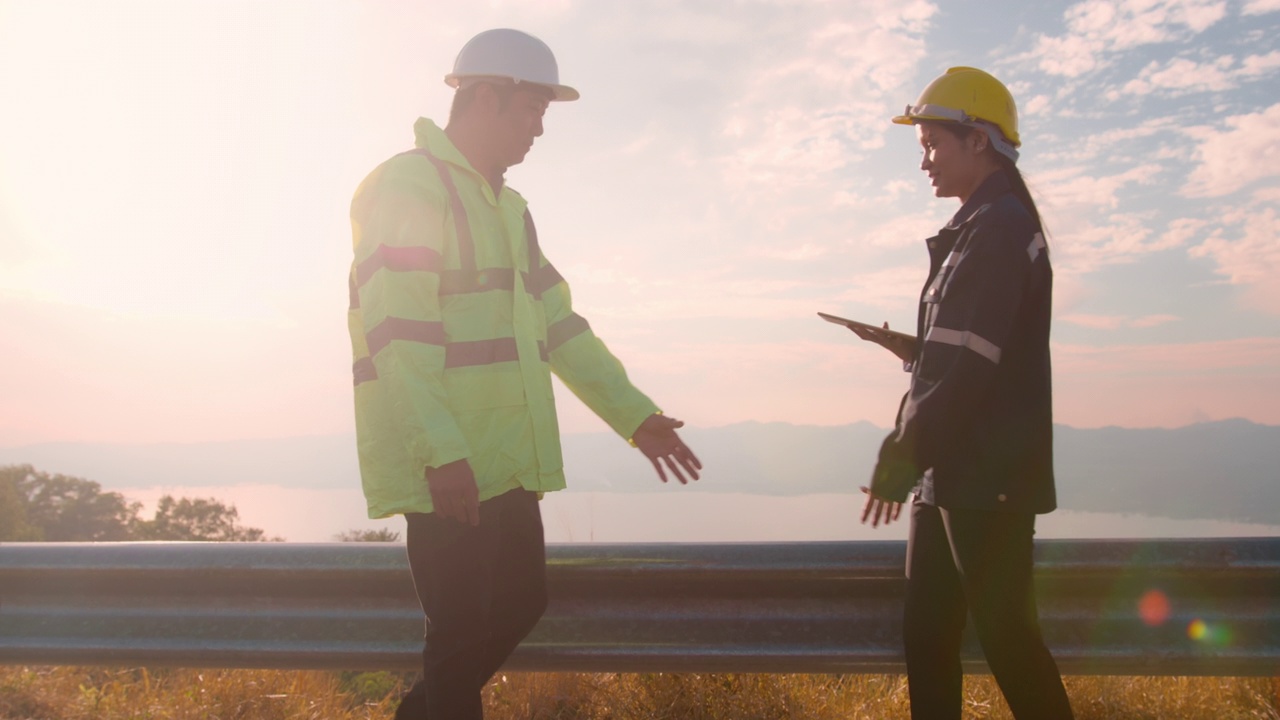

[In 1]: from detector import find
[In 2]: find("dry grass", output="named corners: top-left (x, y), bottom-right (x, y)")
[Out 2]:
top-left (1, 666), bottom-right (1277, 719)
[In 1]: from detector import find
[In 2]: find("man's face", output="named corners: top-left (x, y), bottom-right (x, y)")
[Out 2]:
top-left (491, 86), bottom-right (550, 168)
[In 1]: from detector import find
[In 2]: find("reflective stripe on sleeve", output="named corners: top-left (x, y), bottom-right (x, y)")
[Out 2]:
top-left (356, 244), bottom-right (443, 291)
top-left (547, 313), bottom-right (590, 353)
top-left (366, 317), bottom-right (447, 358)
top-left (352, 357), bottom-right (378, 386)
top-left (925, 326), bottom-right (1002, 364)
top-left (1028, 232), bottom-right (1047, 262)
top-left (530, 264), bottom-right (564, 295)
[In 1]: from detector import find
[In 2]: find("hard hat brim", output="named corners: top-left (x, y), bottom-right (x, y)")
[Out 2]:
top-left (445, 73), bottom-right (579, 102)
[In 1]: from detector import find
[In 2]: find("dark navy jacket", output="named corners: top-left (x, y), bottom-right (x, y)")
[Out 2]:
top-left (873, 171), bottom-right (1057, 514)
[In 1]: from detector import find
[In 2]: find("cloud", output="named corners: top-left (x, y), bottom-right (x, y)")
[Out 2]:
top-left (1027, 0), bottom-right (1229, 77)
top-left (832, 264), bottom-right (926, 311)
top-left (1055, 335), bottom-right (1280, 373)
top-left (1242, 0), bottom-right (1280, 14)
top-left (1189, 206), bottom-right (1280, 314)
top-left (1049, 212), bottom-right (1194, 277)
top-left (1051, 336), bottom-right (1280, 427)
top-left (1033, 117), bottom-right (1179, 164)
top-left (1119, 55), bottom-right (1235, 95)
top-left (1182, 103), bottom-right (1280, 197)
top-left (1037, 163), bottom-right (1163, 210)
top-left (1112, 51), bottom-right (1280, 98)
top-left (718, 1), bottom-right (937, 197)
top-left (1238, 50), bottom-right (1280, 76)
top-left (1061, 313), bottom-right (1180, 329)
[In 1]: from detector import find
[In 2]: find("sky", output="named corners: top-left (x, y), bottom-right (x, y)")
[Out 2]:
top-left (1, 0), bottom-right (1278, 448)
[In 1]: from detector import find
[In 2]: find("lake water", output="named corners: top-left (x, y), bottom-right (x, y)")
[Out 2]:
top-left (117, 484), bottom-right (1280, 543)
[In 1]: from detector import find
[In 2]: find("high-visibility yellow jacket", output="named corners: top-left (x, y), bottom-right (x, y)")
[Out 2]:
top-left (348, 118), bottom-right (659, 519)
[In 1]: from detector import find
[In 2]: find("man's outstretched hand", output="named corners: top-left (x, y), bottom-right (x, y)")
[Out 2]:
top-left (631, 413), bottom-right (702, 485)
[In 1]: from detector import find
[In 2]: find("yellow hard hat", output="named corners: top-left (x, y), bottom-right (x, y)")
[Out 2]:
top-left (892, 67), bottom-right (1020, 161)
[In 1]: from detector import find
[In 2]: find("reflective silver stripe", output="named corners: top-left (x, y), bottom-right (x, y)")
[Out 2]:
top-left (906, 103), bottom-right (971, 123)
top-left (1028, 232), bottom-right (1046, 262)
top-left (925, 326), bottom-right (1002, 364)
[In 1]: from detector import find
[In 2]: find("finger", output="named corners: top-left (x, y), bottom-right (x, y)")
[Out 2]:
top-left (891, 502), bottom-right (903, 522)
top-left (674, 440), bottom-right (701, 470)
top-left (873, 500), bottom-right (886, 528)
top-left (649, 455), bottom-right (668, 483)
top-left (463, 490), bottom-right (480, 527)
top-left (662, 454), bottom-right (688, 485)
top-left (860, 494), bottom-right (874, 524)
top-left (676, 456), bottom-right (700, 481)
top-left (673, 444), bottom-right (701, 478)
top-left (440, 494), bottom-right (463, 524)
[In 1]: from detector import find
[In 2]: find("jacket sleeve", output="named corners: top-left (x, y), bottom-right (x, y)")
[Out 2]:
top-left (351, 168), bottom-right (470, 472)
top-left (536, 253), bottom-right (660, 440)
top-left (874, 222), bottom-right (1034, 499)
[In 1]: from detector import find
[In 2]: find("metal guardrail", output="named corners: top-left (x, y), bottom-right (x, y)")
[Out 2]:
top-left (1, 539), bottom-right (1277, 676)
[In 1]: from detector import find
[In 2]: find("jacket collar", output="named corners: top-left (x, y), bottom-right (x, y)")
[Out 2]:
top-left (413, 117), bottom-right (522, 209)
top-left (944, 171), bottom-right (1012, 230)
top-left (413, 118), bottom-right (476, 174)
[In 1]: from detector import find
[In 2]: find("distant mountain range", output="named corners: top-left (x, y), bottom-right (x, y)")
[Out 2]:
top-left (2, 419), bottom-right (1277, 525)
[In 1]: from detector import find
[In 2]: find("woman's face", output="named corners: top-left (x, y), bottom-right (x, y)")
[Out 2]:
top-left (916, 122), bottom-right (985, 202)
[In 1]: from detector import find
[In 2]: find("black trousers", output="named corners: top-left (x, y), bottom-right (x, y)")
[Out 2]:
top-left (904, 499), bottom-right (1073, 720)
top-left (394, 488), bottom-right (548, 720)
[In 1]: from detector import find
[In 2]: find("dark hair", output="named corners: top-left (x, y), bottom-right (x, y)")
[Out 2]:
top-left (447, 81), bottom-right (519, 125)
top-left (937, 123), bottom-right (1045, 235)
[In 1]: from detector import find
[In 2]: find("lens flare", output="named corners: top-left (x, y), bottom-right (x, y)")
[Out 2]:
top-left (1138, 589), bottom-right (1171, 627)
top-left (1187, 618), bottom-right (1233, 646)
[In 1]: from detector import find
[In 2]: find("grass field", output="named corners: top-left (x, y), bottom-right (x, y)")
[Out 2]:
top-left (2, 666), bottom-right (1278, 719)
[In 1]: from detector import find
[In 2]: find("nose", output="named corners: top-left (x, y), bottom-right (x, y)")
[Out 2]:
top-left (533, 115), bottom-right (544, 138)
top-left (919, 152), bottom-right (932, 173)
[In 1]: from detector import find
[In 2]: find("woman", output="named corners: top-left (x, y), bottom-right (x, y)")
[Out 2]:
top-left (856, 67), bottom-right (1074, 719)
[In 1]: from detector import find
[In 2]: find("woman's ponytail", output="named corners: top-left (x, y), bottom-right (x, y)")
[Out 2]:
top-left (997, 153), bottom-right (1045, 236)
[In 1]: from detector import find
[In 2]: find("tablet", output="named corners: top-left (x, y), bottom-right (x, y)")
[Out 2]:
top-left (817, 312), bottom-right (916, 343)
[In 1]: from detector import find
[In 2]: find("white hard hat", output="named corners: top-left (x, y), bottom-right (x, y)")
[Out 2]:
top-left (444, 28), bottom-right (579, 102)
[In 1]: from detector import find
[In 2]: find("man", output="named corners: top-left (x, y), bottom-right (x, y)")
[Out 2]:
top-left (346, 28), bottom-right (702, 719)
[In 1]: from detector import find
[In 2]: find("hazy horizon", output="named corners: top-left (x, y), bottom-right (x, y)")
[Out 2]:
top-left (96, 484), bottom-right (1280, 544)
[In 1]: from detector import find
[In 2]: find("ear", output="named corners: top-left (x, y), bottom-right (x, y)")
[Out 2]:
top-left (968, 130), bottom-right (989, 155)
top-left (472, 83), bottom-right (501, 115)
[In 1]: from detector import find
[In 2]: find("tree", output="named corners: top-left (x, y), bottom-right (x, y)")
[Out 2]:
top-left (0, 464), bottom-right (275, 542)
top-left (3, 464), bottom-right (140, 541)
top-left (0, 466), bottom-right (42, 541)
top-left (134, 495), bottom-right (270, 542)
top-left (334, 527), bottom-right (401, 542)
